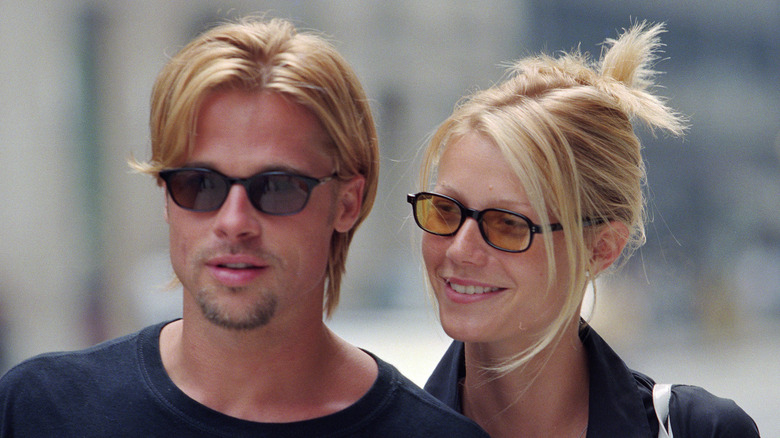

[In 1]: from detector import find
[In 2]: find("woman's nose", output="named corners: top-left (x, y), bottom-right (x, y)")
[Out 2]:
top-left (445, 218), bottom-right (489, 265)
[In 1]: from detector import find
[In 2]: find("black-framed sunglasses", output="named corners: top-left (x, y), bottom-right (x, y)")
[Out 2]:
top-left (407, 192), bottom-right (602, 253)
top-left (159, 167), bottom-right (336, 215)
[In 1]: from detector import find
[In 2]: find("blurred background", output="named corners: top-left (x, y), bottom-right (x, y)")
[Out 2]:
top-left (1, 0), bottom-right (778, 434)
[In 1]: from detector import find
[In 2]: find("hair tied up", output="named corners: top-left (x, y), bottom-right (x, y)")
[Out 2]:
top-left (598, 21), bottom-right (688, 136)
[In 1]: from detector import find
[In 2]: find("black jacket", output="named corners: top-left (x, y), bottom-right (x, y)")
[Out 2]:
top-left (424, 323), bottom-right (759, 437)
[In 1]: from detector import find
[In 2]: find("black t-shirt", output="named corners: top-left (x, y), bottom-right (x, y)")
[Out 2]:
top-left (1, 321), bottom-right (488, 437)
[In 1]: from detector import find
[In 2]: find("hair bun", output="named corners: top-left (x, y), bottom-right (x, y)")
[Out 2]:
top-left (597, 21), bottom-right (688, 136)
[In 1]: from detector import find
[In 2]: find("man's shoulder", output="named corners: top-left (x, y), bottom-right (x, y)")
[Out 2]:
top-left (9, 324), bottom-right (152, 371)
top-left (0, 325), bottom-right (160, 437)
top-left (0, 323), bottom-right (159, 398)
top-left (365, 354), bottom-right (489, 437)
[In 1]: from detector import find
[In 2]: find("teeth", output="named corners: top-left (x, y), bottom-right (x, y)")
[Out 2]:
top-left (448, 282), bottom-right (500, 295)
top-left (221, 263), bottom-right (253, 269)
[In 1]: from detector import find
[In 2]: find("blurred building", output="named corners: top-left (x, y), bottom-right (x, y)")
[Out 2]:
top-left (1, 0), bottom-right (778, 432)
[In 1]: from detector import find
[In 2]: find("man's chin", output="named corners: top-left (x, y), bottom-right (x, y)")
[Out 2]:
top-left (199, 295), bottom-right (279, 331)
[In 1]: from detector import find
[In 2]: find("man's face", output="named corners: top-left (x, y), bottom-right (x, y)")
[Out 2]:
top-left (165, 90), bottom-right (362, 330)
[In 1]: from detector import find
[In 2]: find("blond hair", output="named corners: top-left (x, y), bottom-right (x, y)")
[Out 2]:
top-left (131, 17), bottom-right (378, 316)
top-left (420, 21), bottom-right (686, 374)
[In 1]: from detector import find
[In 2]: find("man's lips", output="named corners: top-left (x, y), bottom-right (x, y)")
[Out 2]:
top-left (207, 255), bottom-right (266, 269)
top-left (212, 262), bottom-right (260, 269)
top-left (206, 255), bottom-right (267, 286)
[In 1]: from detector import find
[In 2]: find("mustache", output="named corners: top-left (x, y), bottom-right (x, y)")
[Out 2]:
top-left (194, 243), bottom-right (273, 262)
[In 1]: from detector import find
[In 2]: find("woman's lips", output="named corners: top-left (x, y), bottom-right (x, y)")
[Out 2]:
top-left (441, 277), bottom-right (505, 303)
top-left (447, 281), bottom-right (501, 295)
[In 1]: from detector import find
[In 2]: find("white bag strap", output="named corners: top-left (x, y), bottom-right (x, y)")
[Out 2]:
top-left (653, 383), bottom-right (674, 438)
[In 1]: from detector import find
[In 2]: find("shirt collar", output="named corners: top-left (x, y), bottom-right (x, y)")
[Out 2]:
top-left (580, 322), bottom-right (654, 436)
top-left (424, 324), bottom-right (655, 436)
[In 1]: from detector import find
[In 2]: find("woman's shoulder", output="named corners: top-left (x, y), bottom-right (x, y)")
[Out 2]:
top-left (667, 383), bottom-right (760, 437)
top-left (630, 369), bottom-right (760, 438)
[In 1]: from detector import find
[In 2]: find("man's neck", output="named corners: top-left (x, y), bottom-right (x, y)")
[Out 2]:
top-left (159, 315), bottom-right (378, 422)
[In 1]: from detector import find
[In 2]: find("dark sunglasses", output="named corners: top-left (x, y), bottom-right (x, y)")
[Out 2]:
top-left (159, 167), bottom-right (336, 215)
top-left (408, 192), bottom-right (601, 253)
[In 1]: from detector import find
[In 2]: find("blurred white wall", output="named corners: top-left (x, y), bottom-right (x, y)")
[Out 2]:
top-left (0, 0), bottom-right (527, 361)
top-left (1, 0), bottom-right (778, 434)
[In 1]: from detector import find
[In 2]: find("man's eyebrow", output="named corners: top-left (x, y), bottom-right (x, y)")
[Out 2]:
top-left (181, 162), bottom-right (308, 175)
top-left (180, 161), bottom-right (213, 169)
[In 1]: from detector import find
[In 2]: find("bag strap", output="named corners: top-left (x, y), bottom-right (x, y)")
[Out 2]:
top-left (653, 383), bottom-right (674, 438)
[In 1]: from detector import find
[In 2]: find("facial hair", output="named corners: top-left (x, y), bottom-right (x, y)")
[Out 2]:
top-left (190, 243), bottom-right (280, 331)
top-left (197, 285), bottom-right (278, 330)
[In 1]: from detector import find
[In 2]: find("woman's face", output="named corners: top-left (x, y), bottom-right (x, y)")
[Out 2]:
top-left (422, 132), bottom-right (571, 345)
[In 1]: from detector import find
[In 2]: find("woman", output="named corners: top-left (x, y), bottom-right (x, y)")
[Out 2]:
top-left (408, 22), bottom-right (759, 437)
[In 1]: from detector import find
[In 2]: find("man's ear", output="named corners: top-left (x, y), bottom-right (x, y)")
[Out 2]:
top-left (589, 221), bottom-right (630, 275)
top-left (333, 175), bottom-right (365, 233)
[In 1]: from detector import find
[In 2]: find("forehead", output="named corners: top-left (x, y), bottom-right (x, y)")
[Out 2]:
top-left (437, 133), bottom-right (526, 198)
top-left (189, 90), bottom-right (334, 175)
top-left (435, 132), bottom-right (560, 226)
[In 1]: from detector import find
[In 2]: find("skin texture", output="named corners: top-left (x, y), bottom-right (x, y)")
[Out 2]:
top-left (166, 91), bottom-right (343, 331)
top-left (423, 131), bottom-right (571, 348)
top-left (422, 132), bottom-right (628, 437)
top-left (159, 90), bottom-right (376, 422)
top-left (423, 132), bottom-right (584, 437)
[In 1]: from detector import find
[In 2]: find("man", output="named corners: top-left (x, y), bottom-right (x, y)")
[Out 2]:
top-left (0, 18), bottom-right (488, 437)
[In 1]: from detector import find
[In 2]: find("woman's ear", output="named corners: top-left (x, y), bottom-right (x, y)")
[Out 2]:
top-left (589, 221), bottom-right (630, 275)
top-left (333, 175), bottom-right (365, 233)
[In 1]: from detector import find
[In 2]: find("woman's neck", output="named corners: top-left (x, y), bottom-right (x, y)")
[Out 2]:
top-left (461, 319), bottom-right (589, 438)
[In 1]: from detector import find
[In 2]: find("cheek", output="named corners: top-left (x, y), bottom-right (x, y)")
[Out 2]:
top-left (421, 234), bottom-right (447, 274)
top-left (167, 225), bottom-right (187, 272)
top-left (166, 212), bottom-right (199, 273)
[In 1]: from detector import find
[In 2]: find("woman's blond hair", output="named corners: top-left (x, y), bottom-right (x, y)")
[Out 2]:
top-left (420, 21), bottom-right (686, 375)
